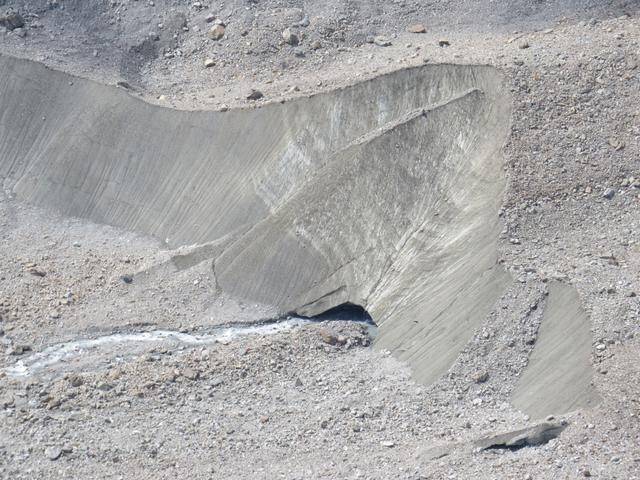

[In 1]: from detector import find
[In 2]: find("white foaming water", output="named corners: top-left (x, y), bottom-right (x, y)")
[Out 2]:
top-left (5, 318), bottom-right (318, 377)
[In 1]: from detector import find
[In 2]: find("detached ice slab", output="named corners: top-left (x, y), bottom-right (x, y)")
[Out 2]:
top-left (513, 282), bottom-right (600, 418)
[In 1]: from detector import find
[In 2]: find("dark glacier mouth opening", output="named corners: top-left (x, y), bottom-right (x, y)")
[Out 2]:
top-left (305, 303), bottom-right (378, 337)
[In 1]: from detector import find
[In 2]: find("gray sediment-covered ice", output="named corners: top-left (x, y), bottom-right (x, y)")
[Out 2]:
top-left (0, 53), bottom-right (597, 417)
top-left (512, 282), bottom-right (600, 419)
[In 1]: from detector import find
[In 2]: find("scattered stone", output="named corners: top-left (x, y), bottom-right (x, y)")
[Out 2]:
top-left (204, 58), bottom-right (215, 68)
top-left (69, 374), bottom-right (84, 387)
top-left (380, 440), bottom-right (395, 448)
top-left (518, 41), bottom-right (530, 49)
top-left (294, 377), bottom-right (303, 387)
top-left (407, 24), bottom-right (426, 34)
top-left (296, 16), bottom-right (310, 27)
top-left (246, 89), bottom-right (263, 101)
top-left (471, 371), bottom-right (489, 384)
top-left (13, 27), bottom-right (27, 38)
top-left (208, 24), bottom-right (225, 40)
top-left (45, 446), bottom-right (62, 461)
top-left (9, 344), bottom-right (32, 355)
top-left (259, 415), bottom-right (269, 424)
top-left (210, 378), bottom-right (223, 387)
top-left (0, 13), bottom-right (25, 31)
top-left (320, 330), bottom-right (339, 345)
top-left (310, 40), bottom-right (322, 50)
top-left (28, 268), bottom-right (46, 277)
top-left (373, 36), bottom-right (391, 47)
top-left (602, 188), bottom-right (615, 199)
top-left (205, 13), bottom-right (216, 23)
top-left (49, 310), bottom-right (61, 319)
top-left (438, 39), bottom-right (450, 47)
top-left (608, 137), bottom-right (625, 151)
top-left (282, 29), bottom-right (299, 46)
top-left (182, 368), bottom-right (199, 380)
top-left (121, 275), bottom-right (133, 284)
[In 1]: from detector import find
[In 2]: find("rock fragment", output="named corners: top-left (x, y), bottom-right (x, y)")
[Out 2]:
top-left (471, 371), bottom-right (489, 383)
top-left (9, 344), bottom-right (32, 355)
top-left (282, 29), bottom-right (299, 46)
top-left (204, 58), bottom-right (215, 68)
top-left (320, 330), bottom-right (340, 345)
top-left (246, 89), bottom-right (263, 101)
top-left (45, 446), bottom-right (62, 461)
top-left (373, 36), bottom-right (391, 47)
top-left (407, 24), bottom-right (426, 33)
top-left (69, 374), bottom-right (84, 387)
top-left (296, 16), bottom-right (310, 27)
top-left (208, 24), bottom-right (225, 40)
top-left (28, 268), bottom-right (46, 277)
top-left (0, 13), bottom-right (25, 31)
top-left (181, 368), bottom-right (199, 380)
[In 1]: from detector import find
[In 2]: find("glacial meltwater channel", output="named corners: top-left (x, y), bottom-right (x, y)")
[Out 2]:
top-left (5, 316), bottom-right (377, 378)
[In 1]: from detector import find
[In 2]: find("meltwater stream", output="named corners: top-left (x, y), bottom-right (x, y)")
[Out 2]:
top-left (5, 316), bottom-right (377, 378)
